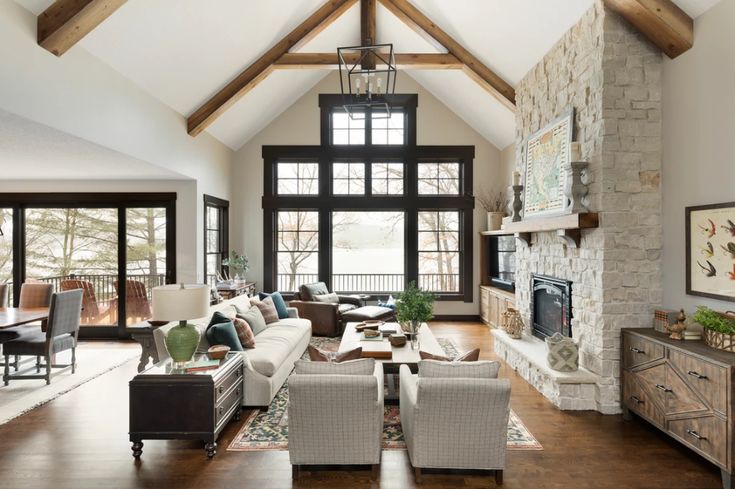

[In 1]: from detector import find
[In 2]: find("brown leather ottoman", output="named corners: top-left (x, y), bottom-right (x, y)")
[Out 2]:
top-left (341, 305), bottom-right (396, 324)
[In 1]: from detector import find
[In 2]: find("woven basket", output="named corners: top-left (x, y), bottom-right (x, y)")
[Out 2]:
top-left (703, 328), bottom-right (735, 353)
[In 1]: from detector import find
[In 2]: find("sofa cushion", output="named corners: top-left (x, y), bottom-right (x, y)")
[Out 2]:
top-left (341, 305), bottom-right (393, 321)
top-left (294, 357), bottom-right (375, 375)
top-left (299, 282), bottom-right (329, 302)
top-left (258, 291), bottom-right (289, 319)
top-left (237, 306), bottom-right (268, 336)
top-left (313, 292), bottom-right (339, 304)
top-left (246, 322), bottom-right (311, 377)
top-left (418, 359), bottom-right (500, 379)
top-left (252, 296), bottom-right (279, 324)
top-left (205, 320), bottom-right (244, 351)
top-left (338, 303), bottom-right (358, 315)
top-left (307, 345), bottom-right (363, 362)
top-left (419, 348), bottom-right (481, 362)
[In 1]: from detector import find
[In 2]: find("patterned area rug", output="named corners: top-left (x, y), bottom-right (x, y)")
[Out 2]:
top-left (228, 336), bottom-right (542, 451)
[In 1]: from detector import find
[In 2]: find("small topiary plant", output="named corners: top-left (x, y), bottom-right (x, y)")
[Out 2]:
top-left (692, 306), bottom-right (735, 335)
top-left (395, 281), bottom-right (435, 325)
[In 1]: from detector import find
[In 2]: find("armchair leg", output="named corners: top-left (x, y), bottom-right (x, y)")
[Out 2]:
top-left (495, 469), bottom-right (503, 485)
top-left (45, 355), bottom-right (51, 385)
top-left (414, 467), bottom-right (422, 483)
top-left (292, 465), bottom-right (299, 480)
top-left (371, 464), bottom-right (379, 481)
top-left (3, 354), bottom-right (8, 386)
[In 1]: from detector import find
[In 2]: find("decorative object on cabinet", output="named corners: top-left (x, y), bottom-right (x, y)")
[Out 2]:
top-left (222, 250), bottom-right (250, 282)
top-left (667, 309), bottom-right (688, 340)
top-left (564, 161), bottom-right (589, 214)
top-left (477, 188), bottom-right (506, 231)
top-left (686, 201), bottom-right (735, 303)
top-left (523, 109), bottom-right (574, 218)
top-left (622, 329), bottom-right (735, 489)
top-left (503, 307), bottom-right (524, 339)
top-left (510, 184), bottom-right (523, 222)
top-left (545, 332), bottom-right (579, 372)
top-left (653, 309), bottom-right (679, 334)
top-left (693, 306), bottom-right (735, 353)
top-left (152, 284), bottom-right (210, 366)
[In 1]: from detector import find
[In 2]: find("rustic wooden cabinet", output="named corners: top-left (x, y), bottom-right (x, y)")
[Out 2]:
top-left (479, 286), bottom-right (514, 328)
top-left (622, 329), bottom-right (735, 489)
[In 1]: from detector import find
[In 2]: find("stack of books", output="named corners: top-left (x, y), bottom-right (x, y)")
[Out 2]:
top-left (184, 359), bottom-right (221, 372)
top-left (683, 330), bottom-right (702, 341)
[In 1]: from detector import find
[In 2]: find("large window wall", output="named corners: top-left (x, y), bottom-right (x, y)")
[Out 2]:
top-left (263, 94), bottom-right (475, 302)
top-left (0, 194), bottom-right (176, 338)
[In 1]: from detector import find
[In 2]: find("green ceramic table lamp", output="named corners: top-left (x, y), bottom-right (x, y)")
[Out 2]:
top-left (152, 283), bottom-right (210, 366)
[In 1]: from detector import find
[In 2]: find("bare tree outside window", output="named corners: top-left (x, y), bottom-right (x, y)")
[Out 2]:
top-left (418, 211), bottom-right (460, 292)
top-left (0, 209), bottom-right (13, 298)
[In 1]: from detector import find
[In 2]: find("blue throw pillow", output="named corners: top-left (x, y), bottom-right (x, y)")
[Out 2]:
top-left (208, 311), bottom-right (231, 328)
top-left (205, 320), bottom-right (244, 352)
top-left (258, 291), bottom-right (289, 319)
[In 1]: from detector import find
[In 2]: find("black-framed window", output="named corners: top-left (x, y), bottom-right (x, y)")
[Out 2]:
top-left (0, 193), bottom-right (176, 339)
top-left (276, 162), bottom-right (319, 195)
top-left (332, 161), bottom-right (366, 195)
top-left (204, 195), bottom-right (229, 286)
top-left (331, 109), bottom-right (365, 145)
top-left (263, 94), bottom-right (474, 301)
top-left (371, 110), bottom-right (405, 145)
top-left (276, 210), bottom-right (319, 292)
top-left (418, 211), bottom-right (460, 293)
top-left (418, 162), bottom-right (461, 195)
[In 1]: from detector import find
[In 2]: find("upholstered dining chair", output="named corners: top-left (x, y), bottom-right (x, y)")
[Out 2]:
top-left (3, 289), bottom-right (83, 385)
top-left (0, 282), bottom-right (54, 370)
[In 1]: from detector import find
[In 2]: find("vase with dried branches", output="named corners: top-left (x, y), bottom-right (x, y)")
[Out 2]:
top-left (476, 188), bottom-right (507, 231)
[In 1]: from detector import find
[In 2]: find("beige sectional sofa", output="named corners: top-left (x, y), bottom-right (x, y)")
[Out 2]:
top-left (153, 294), bottom-right (312, 407)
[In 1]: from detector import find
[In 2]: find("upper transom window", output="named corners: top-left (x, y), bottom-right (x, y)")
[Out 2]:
top-left (277, 162), bottom-right (319, 195)
top-left (371, 162), bottom-right (404, 195)
top-left (331, 110), bottom-right (365, 145)
top-left (333, 162), bottom-right (365, 195)
top-left (371, 111), bottom-right (404, 145)
top-left (418, 162), bottom-right (460, 195)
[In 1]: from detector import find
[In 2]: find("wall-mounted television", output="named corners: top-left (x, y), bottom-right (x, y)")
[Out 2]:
top-left (488, 235), bottom-right (515, 292)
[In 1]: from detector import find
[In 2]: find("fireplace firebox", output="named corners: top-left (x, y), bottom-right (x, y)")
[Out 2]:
top-left (531, 274), bottom-right (573, 339)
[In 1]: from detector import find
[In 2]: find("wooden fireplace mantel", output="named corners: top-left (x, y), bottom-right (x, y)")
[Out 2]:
top-left (480, 212), bottom-right (599, 248)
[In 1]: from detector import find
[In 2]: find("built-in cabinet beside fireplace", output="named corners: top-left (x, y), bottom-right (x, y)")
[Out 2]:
top-left (479, 285), bottom-right (515, 328)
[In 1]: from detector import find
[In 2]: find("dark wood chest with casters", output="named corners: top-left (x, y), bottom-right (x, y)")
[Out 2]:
top-left (622, 329), bottom-right (735, 489)
top-left (129, 352), bottom-right (244, 458)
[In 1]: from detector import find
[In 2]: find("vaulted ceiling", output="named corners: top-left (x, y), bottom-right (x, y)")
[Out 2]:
top-left (13, 0), bottom-right (721, 151)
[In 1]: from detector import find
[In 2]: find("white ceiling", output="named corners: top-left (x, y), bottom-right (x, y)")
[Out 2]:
top-left (0, 109), bottom-right (186, 180)
top-left (12, 0), bottom-right (722, 151)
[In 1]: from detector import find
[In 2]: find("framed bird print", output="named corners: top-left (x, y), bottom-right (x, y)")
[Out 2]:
top-left (686, 201), bottom-right (735, 302)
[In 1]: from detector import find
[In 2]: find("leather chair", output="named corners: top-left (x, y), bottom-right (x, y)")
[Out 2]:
top-left (288, 282), bottom-right (361, 337)
top-left (3, 289), bottom-right (83, 385)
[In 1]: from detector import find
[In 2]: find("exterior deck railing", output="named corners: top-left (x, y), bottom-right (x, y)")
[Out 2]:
top-left (277, 273), bottom-right (459, 294)
top-left (38, 273), bottom-right (166, 302)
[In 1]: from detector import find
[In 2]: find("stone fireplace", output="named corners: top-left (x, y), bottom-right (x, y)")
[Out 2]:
top-left (492, 1), bottom-right (663, 414)
top-left (531, 275), bottom-right (573, 340)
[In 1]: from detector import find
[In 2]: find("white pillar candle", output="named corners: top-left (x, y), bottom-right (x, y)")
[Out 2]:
top-left (512, 171), bottom-right (521, 186)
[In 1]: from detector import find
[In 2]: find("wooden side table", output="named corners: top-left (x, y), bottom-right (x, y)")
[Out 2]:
top-left (129, 352), bottom-right (244, 458)
top-left (128, 322), bottom-right (162, 373)
top-left (217, 282), bottom-right (256, 300)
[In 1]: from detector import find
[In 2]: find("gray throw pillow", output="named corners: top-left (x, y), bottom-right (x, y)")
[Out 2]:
top-left (294, 358), bottom-right (375, 375)
top-left (418, 359), bottom-right (500, 379)
top-left (313, 292), bottom-right (339, 304)
top-left (237, 305), bottom-right (268, 336)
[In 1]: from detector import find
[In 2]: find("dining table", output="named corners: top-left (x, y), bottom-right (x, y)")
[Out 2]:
top-left (0, 307), bottom-right (49, 329)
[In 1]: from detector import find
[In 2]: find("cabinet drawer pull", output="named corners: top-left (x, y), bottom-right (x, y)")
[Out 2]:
top-left (686, 429), bottom-right (706, 441)
top-left (629, 347), bottom-right (645, 354)
top-left (687, 370), bottom-right (708, 380)
top-left (630, 396), bottom-right (644, 404)
top-left (218, 406), bottom-right (224, 416)
top-left (655, 384), bottom-right (672, 393)
top-left (218, 385), bottom-right (224, 395)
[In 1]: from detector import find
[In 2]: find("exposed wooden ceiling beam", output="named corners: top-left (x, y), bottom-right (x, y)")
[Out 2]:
top-left (187, 0), bottom-right (357, 137)
top-left (37, 0), bottom-right (127, 57)
top-left (360, 0), bottom-right (377, 68)
top-left (378, 0), bottom-right (515, 110)
top-left (274, 52), bottom-right (463, 69)
top-left (604, 0), bottom-right (693, 58)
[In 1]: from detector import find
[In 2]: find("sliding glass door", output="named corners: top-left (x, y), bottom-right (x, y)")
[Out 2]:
top-left (0, 194), bottom-right (176, 339)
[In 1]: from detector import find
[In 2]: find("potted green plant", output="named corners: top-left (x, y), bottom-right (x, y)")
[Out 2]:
top-left (692, 306), bottom-right (735, 352)
top-left (222, 251), bottom-right (250, 282)
top-left (396, 281), bottom-right (434, 349)
top-left (476, 188), bottom-right (507, 231)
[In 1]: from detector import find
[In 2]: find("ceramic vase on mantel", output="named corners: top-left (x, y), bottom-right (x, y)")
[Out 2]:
top-left (487, 212), bottom-right (504, 231)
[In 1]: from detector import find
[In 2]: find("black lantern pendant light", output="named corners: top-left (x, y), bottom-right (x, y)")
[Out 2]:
top-left (337, 43), bottom-right (397, 120)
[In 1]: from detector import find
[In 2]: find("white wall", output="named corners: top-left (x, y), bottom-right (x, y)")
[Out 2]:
top-left (662, 0), bottom-right (735, 312)
top-left (231, 72), bottom-right (503, 315)
top-left (0, 1), bottom-right (234, 283)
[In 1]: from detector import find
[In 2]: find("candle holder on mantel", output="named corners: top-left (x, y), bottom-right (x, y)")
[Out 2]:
top-left (564, 161), bottom-right (589, 214)
top-left (511, 185), bottom-right (523, 222)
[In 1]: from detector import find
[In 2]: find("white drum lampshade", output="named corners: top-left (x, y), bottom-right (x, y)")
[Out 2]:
top-left (152, 284), bottom-right (210, 322)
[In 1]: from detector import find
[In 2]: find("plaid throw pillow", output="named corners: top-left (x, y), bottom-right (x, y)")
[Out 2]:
top-left (307, 345), bottom-right (363, 362)
top-left (419, 348), bottom-right (481, 362)
top-left (232, 317), bottom-right (256, 348)
top-left (252, 296), bottom-right (279, 324)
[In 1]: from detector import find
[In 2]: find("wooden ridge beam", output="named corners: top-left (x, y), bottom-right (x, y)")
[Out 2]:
top-left (187, 0), bottom-right (357, 137)
top-left (378, 0), bottom-right (515, 109)
top-left (274, 52), bottom-right (463, 69)
top-left (604, 0), bottom-right (693, 58)
top-left (360, 0), bottom-right (377, 68)
top-left (37, 0), bottom-right (127, 57)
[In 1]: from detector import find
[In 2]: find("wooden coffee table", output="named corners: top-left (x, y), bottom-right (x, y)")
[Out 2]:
top-left (339, 322), bottom-right (445, 402)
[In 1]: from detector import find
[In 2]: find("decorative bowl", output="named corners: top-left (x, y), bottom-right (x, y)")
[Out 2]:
top-left (207, 345), bottom-right (231, 360)
top-left (389, 334), bottom-right (407, 347)
top-left (364, 329), bottom-right (381, 338)
top-left (355, 323), bottom-right (380, 332)
top-left (147, 320), bottom-right (169, 327)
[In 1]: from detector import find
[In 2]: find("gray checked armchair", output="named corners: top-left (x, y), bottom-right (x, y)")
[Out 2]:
top-left (399, 361), bottom-right (511, 484)
top-left (288, 358), bottom-right (384, 480)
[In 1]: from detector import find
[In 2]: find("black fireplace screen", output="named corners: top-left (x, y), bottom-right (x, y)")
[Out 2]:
top-left (531, 274), bottom-right (572, 339)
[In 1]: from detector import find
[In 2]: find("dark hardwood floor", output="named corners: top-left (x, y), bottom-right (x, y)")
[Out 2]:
top-left (0, 322), bottom-right (723, 489)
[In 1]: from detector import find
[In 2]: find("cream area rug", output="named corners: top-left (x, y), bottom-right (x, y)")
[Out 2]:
top-left (0, 343), bottom-right (138, 425)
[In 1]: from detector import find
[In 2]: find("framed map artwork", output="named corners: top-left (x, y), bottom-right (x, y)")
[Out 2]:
top-left (522, 109), bottom-right (574, 218)
top-left (686, 201), bottom-right (735, 302)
